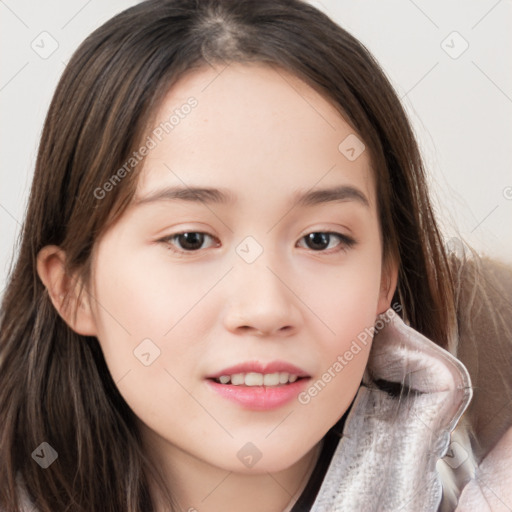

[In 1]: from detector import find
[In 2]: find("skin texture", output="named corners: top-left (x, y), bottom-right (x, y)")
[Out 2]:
top-left (37, 63), bottom-right (397, 512)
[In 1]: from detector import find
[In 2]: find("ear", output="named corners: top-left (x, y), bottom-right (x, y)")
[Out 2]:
top-left (377, 255), bottom-right (398, 315)
top-left (36, 245), bottom-right (97, 336)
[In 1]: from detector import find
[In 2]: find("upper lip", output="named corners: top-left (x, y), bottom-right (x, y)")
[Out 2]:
top-left (206, 360), bottom-right (310, 379)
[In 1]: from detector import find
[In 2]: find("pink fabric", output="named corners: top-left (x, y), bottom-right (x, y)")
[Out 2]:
top-left (455, 426), bottom-right (512, 511)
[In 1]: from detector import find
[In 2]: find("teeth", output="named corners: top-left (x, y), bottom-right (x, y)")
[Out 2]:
top-left (245, 372), bottom-right (263, 386)
top-left (279, 372), bottom-right (289, 384)
top-left (215, 372), bottom-right (302, 386)
top-left (263, 373), bottom-right (280, 386)
top-left (231, 373), bottom-right (245, 385)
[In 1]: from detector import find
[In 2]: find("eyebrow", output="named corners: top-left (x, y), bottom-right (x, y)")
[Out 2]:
top-left (133, 184), bottom-right (370, 209)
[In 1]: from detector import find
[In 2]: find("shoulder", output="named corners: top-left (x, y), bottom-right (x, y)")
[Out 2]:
top-left (455, 424), bottom-right (512, 510)
top-left (450, 254), bottom-right (512, 461)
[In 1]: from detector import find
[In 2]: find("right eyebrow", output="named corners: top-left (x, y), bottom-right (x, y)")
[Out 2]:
top-left (133, 185), bottom-right (235, 207)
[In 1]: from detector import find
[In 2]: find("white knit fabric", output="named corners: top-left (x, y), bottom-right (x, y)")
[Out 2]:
top-left (309, 310), bottom-right (474, 512)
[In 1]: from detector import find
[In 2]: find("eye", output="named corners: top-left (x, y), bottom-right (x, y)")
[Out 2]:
top-left (159, 230), bottom-right (356, 256)
top-left (160, 232), bottom-right (219, 254)
top-left (297, 231), bottom-right (356, 253)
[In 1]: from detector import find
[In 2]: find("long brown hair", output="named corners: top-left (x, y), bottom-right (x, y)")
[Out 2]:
top-left (0, 0), bottom-right (474, 510)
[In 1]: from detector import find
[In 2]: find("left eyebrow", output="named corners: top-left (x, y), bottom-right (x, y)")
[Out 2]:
top-left (132, 184), bottom-right (370, 209)
top-left (293, 185), bottom-right (370, 209)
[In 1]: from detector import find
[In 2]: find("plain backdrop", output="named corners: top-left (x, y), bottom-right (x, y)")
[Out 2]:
top-left (1, 0), bottom-right (511, 298)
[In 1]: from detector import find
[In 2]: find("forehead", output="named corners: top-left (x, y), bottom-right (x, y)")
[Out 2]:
top-left (136, 62), bottom-right (375, 209)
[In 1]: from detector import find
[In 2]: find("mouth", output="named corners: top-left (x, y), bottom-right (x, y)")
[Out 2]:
top-left (204, 361), bottom-right (311, 409)
top-left (209, 372), bottom-right (308, 387)
top-left (205, 366), bottom-right (311, 410)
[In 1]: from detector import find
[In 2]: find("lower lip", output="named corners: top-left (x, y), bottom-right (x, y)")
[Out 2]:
top-left (205, 378), bottom-right (310, 411)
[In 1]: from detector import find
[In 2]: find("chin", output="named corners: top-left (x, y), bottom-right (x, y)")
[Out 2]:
top-left (225, 444), bottom-right (315, 476)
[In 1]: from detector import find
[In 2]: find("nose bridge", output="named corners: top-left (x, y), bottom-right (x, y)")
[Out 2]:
top-left (237, 257), bottom-right (285, 301)
top-left (223, 239), bottom-right (300, 335)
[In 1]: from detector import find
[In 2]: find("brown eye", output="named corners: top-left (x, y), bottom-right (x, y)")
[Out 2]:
top-left (174, 232), bottom-right (205, 251)
top-left (298, 232), bottom-right (356, 252)
top-left (304, 232), bottom-right (331, 251)
top-left (161, 232), bottom-right (218, 254)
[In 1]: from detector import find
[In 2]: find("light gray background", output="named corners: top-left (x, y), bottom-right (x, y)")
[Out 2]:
top-left (1, 0), bottom-right (511, 298)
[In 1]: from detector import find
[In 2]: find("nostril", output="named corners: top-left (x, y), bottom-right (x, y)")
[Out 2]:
top-left (235, 325), bottom-right (294, 336)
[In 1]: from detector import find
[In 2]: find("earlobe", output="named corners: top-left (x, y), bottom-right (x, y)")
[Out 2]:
top-left (377, 256), bottom-right (399, 315)
top-left (36, 245), bottom-right (97, 336)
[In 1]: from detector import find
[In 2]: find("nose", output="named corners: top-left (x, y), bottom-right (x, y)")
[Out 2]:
top-left (222, 258), bottom-right (301, 338)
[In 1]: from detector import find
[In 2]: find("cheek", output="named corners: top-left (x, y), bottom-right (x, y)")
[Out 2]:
top-left (88, 242), bottom-right (222, 415)
top-left (90, 240), bottom-right (219, 344)
top-left (298, 243), bottom-right (382, 416)
top-left (296, 298), bottom-right (377, 436)
top-left (304, 239), bottom-right (382, 339)
top-left (93, 244), bottom-right (218, 400)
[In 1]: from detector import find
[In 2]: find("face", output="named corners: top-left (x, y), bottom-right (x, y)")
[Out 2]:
top-left (85, 63), bottom-right (394, 476)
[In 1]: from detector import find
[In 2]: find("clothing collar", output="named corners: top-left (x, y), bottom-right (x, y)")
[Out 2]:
top-left (309, 310), bottom-right (473, 512)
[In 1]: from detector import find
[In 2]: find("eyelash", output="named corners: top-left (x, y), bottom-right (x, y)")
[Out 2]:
top-left (159, 230), bottom-right (356, 256)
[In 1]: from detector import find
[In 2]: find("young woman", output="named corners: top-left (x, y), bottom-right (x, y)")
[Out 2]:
top-left (1, 1), bottom-right (511, 511)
